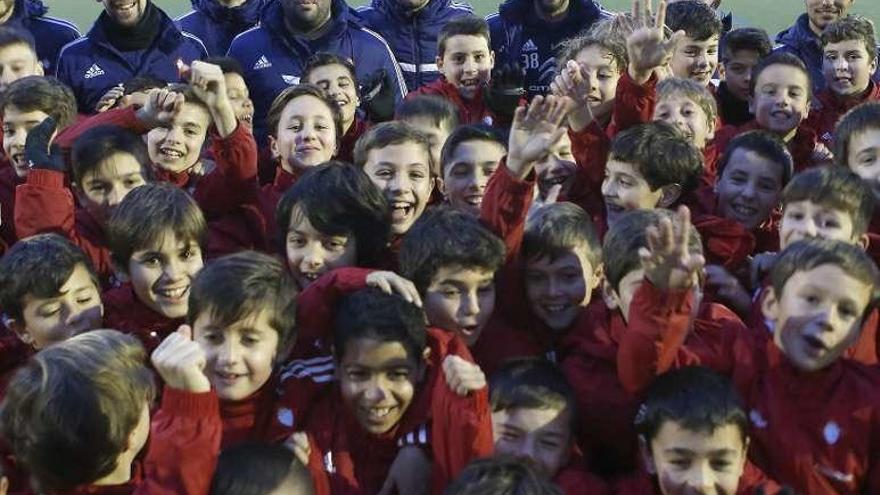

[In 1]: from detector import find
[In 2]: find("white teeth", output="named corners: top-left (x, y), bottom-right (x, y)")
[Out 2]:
top-left (160, 148), bottom-right (184, 159)
top-left (465, 196), bottom-right (483, 205)
top-left (155, 287), bottom-right (187, 299)
top-left (732, 204), bottom-right (757, 216)
top-left (370, 407), bottom-right (393, 418)
top-left (391, 202), bottom-right (412, 210)
top-left (544, 304), bottom-right (567, 313)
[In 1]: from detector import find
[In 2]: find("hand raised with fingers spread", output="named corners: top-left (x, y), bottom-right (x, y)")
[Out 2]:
top-left (507, 94), bottom-right (571, 179)
top-left (626, 0), bottom-right (686, 84)
top-left (550, 60), bottom-right (596, 132)
top-left (638, 206), bottom-right (705, 290)
top-left (151, 325), bottom-right (211, 393)
top-left (136, 87), bottom-right (185, 129)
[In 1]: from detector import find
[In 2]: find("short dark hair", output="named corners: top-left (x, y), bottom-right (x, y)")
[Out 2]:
top-left (437, 15), bottom-right (490, 58)
top-left (399, 206), bottom-right (505, 294)
top-left (204, 56), bottom-right (245, 77)
top-left (782, 166), bottom-right (874, 237)
top-left (440, 124), bottom-right (506, 175)
top-left (0, 329), bottom-right (155, 492)
top-left (106, 183), bottom-right (207, 270)
top-left (489, 358), bottom-right (576, 429)
top-left (119, 75), bottom-right (166, 96)
top-left (720, 27), bottom-right (772, 63)
top-left (444, 456), bottom-right (562, 495)
top-left (188, 252), bottom-right (298, 362)
top-left (771, 238), bottom-right (880, 307)
top-left (749, 51), bottom-right (812, 100)
top-left (0, 76), bottom-right (76, 131)
top-left (821, 15), bottom-right (877, 65)
top-left (634, 366), bottom-right (747, 444)
top-left (608, 121), bottom-right (703, 196)
top-left (395, 94), bottom-right (460, 131)
top-left (0, 234), bottom-right (98, 321)
top-left (603, 209), bottom-right (703, 292)
top-left (0, 25), bottom-right (36, 52)
top-left (211, 442), bottom-right (314, 495)
top-left (302, 52), bottom-right (358, 87)
top-left (717, 130), bottom-right (794, 186)
top-left (71, 125), bottom-right (153, 185)
top-left (277, 161), bottom-right (390, 265)
top-left (665, 0), bottom-right (723, 42)
top-left (523, 202), bottom-right (602, 267)
top-left (266, 84), bottom-right (343, 141)
top-left (353, 121), bottom-right (434, 171)
top-left (835, 102), bottom-right (880, 167)
top-left (334, 288), bottom-right (427, 366)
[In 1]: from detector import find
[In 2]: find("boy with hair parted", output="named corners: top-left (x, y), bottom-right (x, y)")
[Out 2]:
top-left (438, 124), bottom-right (506, 217)
top-left (0, 328), bottom-right (222, 494)
top-left (619, 208), bottom-right (880, 493)
top-left (103, 183), bottom-right (207, 353)
top-left (717, 27), bottom-right (773, 126)
top-left (804, 15), bottom-right (880, 151)
top-left (408, 14), bottom-right (523, 128)
top-left (615, 366), bottom-right (784, 494)
top-left (0, 75), bottom-right (76, 253)
top-left (489, 358), bottom-right (609, 494)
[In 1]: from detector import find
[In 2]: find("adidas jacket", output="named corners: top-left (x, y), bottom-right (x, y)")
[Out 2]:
top-left (356, 0), bottom-right (472, 92)
top-left (486, 0), bottom-right (610, 97)
top-left (227, 0), bottom-right (407, 146)
top-left (55, 7), bottom-right (208, 114)
top-left (175, 0), bottom-right (266, 57)
top-left (4, 0), bottom-right (80, 74)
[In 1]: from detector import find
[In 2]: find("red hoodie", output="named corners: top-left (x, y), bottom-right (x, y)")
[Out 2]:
top-left (712, 121), bottom-right (828, 174)
top-left (408, 78), bottom-right (499, 126)
top-left (620, 280), bottom-right (880, 495)
top-left (804, 81), bottom-right (880, 151)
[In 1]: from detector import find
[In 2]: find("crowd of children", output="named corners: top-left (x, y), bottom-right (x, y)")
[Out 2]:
top-left (1, 0), bottom-right (880, 493)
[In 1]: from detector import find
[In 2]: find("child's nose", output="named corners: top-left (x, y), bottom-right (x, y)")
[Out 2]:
top-left (685, 464), bottom-right (716, 492)
top-left (363, 381), bottom-right (387, 402)
top-left (301, 244), bottom-right (324, 268)
top-left (460, 291), bottom-right (480, 317)
top-left (219, 339), bottom-right (242, 363)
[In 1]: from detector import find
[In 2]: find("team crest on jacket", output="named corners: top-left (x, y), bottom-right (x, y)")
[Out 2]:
top-left (277, 407), bottom-right (295, 428)
top-left (823, 421), bottom-right (841, 445)
top-left (749, 409), bottom-right (768, 428)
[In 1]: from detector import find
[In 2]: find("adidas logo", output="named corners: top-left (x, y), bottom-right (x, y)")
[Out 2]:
top-left (281, 74), bottom-right (300, 85)
top-left (253, 55), bottom-right (272, 70)
top-left (84, 63), bottom-right (105, 79)
top-left (522, 39), bottom-right (538, 52)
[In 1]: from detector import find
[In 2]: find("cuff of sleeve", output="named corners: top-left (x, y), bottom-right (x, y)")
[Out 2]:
top-left (621, 71), bottom-right (658, 95)
top-left (160, 388), bottom-right (220, 417)
top-left (26, 169), bottom-right (66, 188)
top-left (498, 158), bottom-right (536, 190)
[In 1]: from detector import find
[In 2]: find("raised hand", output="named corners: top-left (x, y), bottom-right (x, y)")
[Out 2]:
top-left (95, 83), bottom-right (125, 113)
top-left (136, 87), bottom-right (185, 129)
top-left (442, 355), bottom-right (487, 396)
top-left (507, 94), bottom-right (571, 179)
top-left (366, 271), bottom-right (423, 308)
top-left (626, 0), bottom-right (685, 84)
top-left (187, 60), bottom-right (237, 137)
top-left (283, 432), bottom-right (312, 466)
top-left (550, 60), bottom-right (595, 132)
top-left (151, 325), bottom-right (211, 393)
top-left (361, 68), bottom-right (396, 123)
top-left (483, 62), bottom-right (526, 120)
top-left (639, 206), bottom-right (705, 290)
top-left (24, 117), bottom-right (64, 173)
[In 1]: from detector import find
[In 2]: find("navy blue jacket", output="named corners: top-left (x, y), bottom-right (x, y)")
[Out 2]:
top-left (176, 0), bottom-right (266, 57)
top-left (775, 13), bottom-right (880, 92)
top-left (357, 0), bottom-right (473, 91)
top-left (56, 6), bottom-right (208, 114)
top-left (486, 0), bottom-right (610, 97)
top-left (4, 0), bottom-right (80, 74)
top-left (227, 0), bottom-right (407, 146)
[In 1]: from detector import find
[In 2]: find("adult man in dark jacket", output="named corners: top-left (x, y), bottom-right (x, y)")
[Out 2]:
top-left (0, 0), bottom-right (79, 74)
top-left (56, 0), bottom-right (207, 113)
top-left (357, 0), bottom-right (473, 92)
top-left (775, 0), bottom-right (879, 92)
top-left (176, 0), bottom-right (266, 57)
top-left (486, 0), bottom-right (610, 97)
top-left (228, 0), bottom-right (407, 145)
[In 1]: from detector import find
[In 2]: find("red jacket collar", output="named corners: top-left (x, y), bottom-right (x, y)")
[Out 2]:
top-left (816, 80), bottom-right (880, 114)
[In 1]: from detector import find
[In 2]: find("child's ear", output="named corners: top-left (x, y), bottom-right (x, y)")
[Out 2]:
top-left (657, 184), bottom-right (682, 208)
top-left (856, 233), bottom-right (871, 251)
top-left (436, 177), bottom-right (446, 197)
top-left (489, 50), bottom-right (496, 69)
top-left (269, 135), bottom-right (280, 160)
top-left (589, 263), bottom-right (603, 293)
top-left (435, 55), bottom-right (444, 72)
top-left (706, 116), bottom-right (717, 141)
top-left (601, 279), bottom-right (620, 311)
top-left (638, 435), bottom-right (657, 475)
top-left (760, 286), bottom-right (780, 323)
top-left (5, 318), bottom-right (34, 346)
top-left (112, 259), bottom-right (130, 283)
top-left (36, 61), bottom-right (44, 77)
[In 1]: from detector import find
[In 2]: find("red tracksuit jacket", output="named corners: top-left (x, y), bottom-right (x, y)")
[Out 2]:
top-left (0, 163), bottom-right (22, 254)
top-left (102, 285), bottom-right (182, 354)
top-left (302, 327), bottom-right (493, 495)
top-left (620, 280), bottom-right (880, 495)
top-left (408, 77), bottom-right (501, 126)
top-left (804, 81), bottom-right (880, 151)
top-left (338, 117), bottom-right (369, 165)
top-left (555, 457), bottom-right (610, 495)
top-left (47, 388), bottom-right (221, 495)
top-left (712, 120), bottom-right (827, 174)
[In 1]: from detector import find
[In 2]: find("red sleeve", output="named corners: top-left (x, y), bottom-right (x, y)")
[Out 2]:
top-left (566, 123), bottom-right (610, 218)
top-left (14, 170), bottom-right (113, 275)
top-left (293, 267), bottom-right (373, 353)
top-left (137, 388), bottom-right (221, 495)
top-left (305, 432), bottom-right (331, 495)
top-left (193, 123), bottom-right (259, 218)
top-left (55, 107), bottom-right (151, 152)
top-left (479, 160), bottom-right (534, 260)
top-left (608, 72), bottom-right (657, 137)
top-left (737, 460), bottom-right (784, 495)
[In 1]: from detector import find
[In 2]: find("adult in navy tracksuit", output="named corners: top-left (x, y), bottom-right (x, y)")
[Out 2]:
top-left (0, 0), bottom-right (80, 74)
top-left (486, 0), bottom-right (610, 98)
top-left (176, 0), bottom-right (266, 57)
top-left (56, 0), bottom-right (207, 114)
top-left (775, 3), bottom-right (880, 92)
top-left (357, 0), bottom-right (473, 92)
top-left (227, 0), bottom-right (407, 146)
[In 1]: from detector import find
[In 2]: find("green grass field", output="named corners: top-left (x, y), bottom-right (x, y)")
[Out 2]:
top-left (46, 0), bottom-right (880, 43)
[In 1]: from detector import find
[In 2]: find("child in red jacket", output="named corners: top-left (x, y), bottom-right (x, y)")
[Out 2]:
top-left (716, 28), bottom-right (773, 126)
top-left (0, 329), bottom-right (221, 494)
top-left (805, 15), bottom-right (880, 151)
top-left (621, 218), bottom-right (880, 494)
top-left (103, 184), bottom-right (206, 353)
top-left (489, 358), bottom-right (609, 495)
top-left (616, 366), bottom-right (782, 495)
top-left (437, 125), bottom-right (507, 217)
top-left (396, 95), bottom-right (460, 178)
top-left (297, 288), bottom-right (493, 495)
